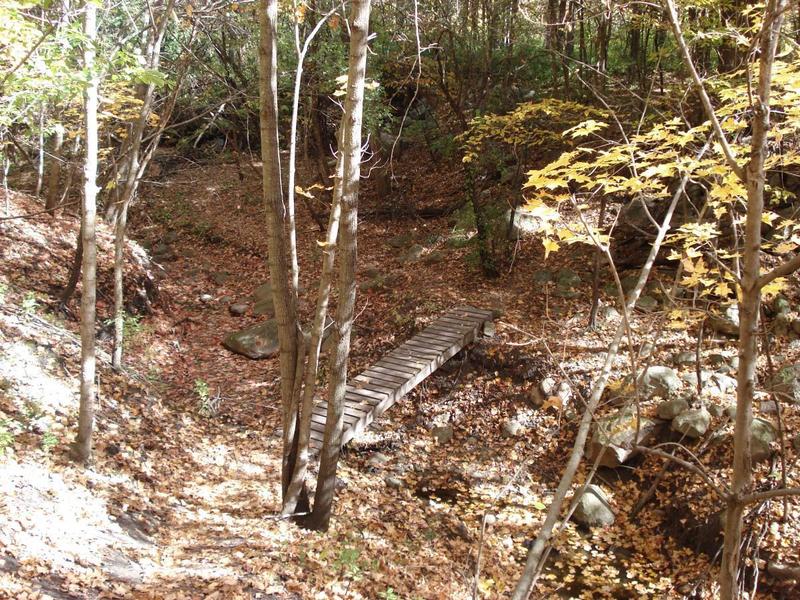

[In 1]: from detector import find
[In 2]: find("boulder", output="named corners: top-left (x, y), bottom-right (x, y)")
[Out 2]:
top-left (422, 251), bottom-right (445, 264)
top-left (636, 295), bottom-right (658, 312)
top-left (367, 452), bottom-right (391, 468)
top-left (400, 244), bottom-right (425, 264)
top-left (556, 268), bottom-right (581, 289)
top-left (767, 363), bottom-right (800, 404)
top-left (600, 306), bottom-right (621, 322)
top-left (585, 408), bottom-right (658, 468)
top-left (253, 298), bottom-right (275, 317)
top-left (752, 418), bottom-right (777, 462)
top-left (506, 207), bottom-right (546, 239)
top-left (572, 485), bottom-right (615, 527)
top-left (222, 319), bottom-right (280, 359)
top-left (638, 366), bottom-right (682, 398)
top-left (502, 419), bottom-right (526, 437)
top-left (533, 270), bottom-right (553, 284)
top-left (682, 370), bottom-right (736, 397)
top-left (431, 424), bottom-right (454, 445)
top-left (707, 305), bottom-right (739, 337)
top-left (554, 269), bottom-right (581, 298)
top-left (385, 476), bottom-right (403, 489)
top-left (657, 397), bottom-right (689, 420)
top-left (672, 407), bottom-right (711, 439)
top-left (210, 271), bottom-right (230, 285)
top-left (387, 234), bottom-right (412, 249)
top-left (672, 351), bottom-right (696, 368)
top-left (708, 353), bottom-right (736, 373)
top-left (228, 303), bottom-right (248, 316)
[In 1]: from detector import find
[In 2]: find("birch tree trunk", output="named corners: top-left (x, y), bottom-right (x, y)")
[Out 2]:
top-left (72, 0), bottom-right (99, 464)
top-left (258, 0), bottom-right (301, 497)
top-left (306, 0), bottom-right (371, 532)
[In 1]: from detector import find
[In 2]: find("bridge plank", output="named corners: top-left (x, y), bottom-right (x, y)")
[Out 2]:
top-left (309, 306), bottom-right (492, 451)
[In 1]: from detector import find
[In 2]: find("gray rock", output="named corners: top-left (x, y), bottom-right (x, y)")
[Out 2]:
top-left (539, 377), bottom-right (557, 396)
top-left (708, 305), bottom-right (739, 337)
top-left (385, 476), bottom-right (403, 489)
top-left (681, 370), bottom-right (735, 397)
top-left (768, 363), bottom-right (800, 404)
top-left (422, 251), bottom-right (445, 264)
top-left (636, 295), bottom-right (658, 312)
top-left (773, 295), bottom-right (791, 315)
top-left (713, 373), bottom-right (737, 395)
top-left (673, 351), bottom-right (697, 367)
top-left (210, 271), bottom-right (230, 285)
top-left (362, 265), bottom-right (382, 279)
top-left (507, 207), bottom-right (546, 239)
top-left (502, 419), bottom-right (525, 437)
top-left (253, 298), bottom-right (275, 317)
top-left (708, 353), bottom-right (736, 373)
top-left (752, 418), bottom-right (777, 462)
top-left (533, 270), bottom-right (553, 284)
top-left (708, 400), bottom-right (735, 418)
top-left (431, 424), bottom-right (454, 445)
top-left (638, 366), bottom-right (682, 398)
top-left (252, 282), bottom-right (272, 301)
top-left (554, 287), bottom-right (580, 299)
top-left (199, 293), bottom-right (213, 303)
top-left (228, 303), bottom-right (248, 316)
top-left (222, 319), bottom-right (280, 359)
top-left (367, 452), bottom-right (391, 468)
top-left (621, 275), bottom-right (639, 293)
top-left (556, 268), bottom-right (581, 289)
top-left (600, 306), bottom-right (621, 322)
top-left (400, 244), bottom-right (425, 264)
top-left (758, 400), bottom-right (778, 414)
top-left (387, 234), bottom-right (412, 249)
top-left (672, 407), bottom-right (711, 439)
top-left (638, 342), bottom-right (656, 358)
top-left (657, 397), bottom-right (689, 420)
top-left (572, 484), bottom-right (615, 527)
top-left (792, 319), bottom-right (800, 336)
top-left (774, 312), bottom-right (791, 337)
top-left (585, 408), bottom-right (658, 468)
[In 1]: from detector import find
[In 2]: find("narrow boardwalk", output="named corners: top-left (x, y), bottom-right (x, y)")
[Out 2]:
top-left (309, 306), bottom-right (494, 449)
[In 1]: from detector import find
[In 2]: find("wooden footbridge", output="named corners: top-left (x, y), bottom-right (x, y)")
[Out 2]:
top-left (308, 306), bottom-right (494, 449)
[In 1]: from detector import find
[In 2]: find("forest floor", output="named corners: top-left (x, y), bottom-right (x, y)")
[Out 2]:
top-left (1, 149), bottom-right (798, 599)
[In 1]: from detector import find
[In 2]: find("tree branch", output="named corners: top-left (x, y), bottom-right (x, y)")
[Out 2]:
top-left (757, 253), bottom-right (800, 289)
top-left (742, 487), bottom-right (800, 505)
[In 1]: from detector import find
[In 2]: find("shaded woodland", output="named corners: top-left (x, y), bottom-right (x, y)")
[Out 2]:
top-left (1, 0), bottom-right (800, 598)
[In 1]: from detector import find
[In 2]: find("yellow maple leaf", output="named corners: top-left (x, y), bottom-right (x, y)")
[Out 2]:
top-left (542, 238), bottom-right (559, 259)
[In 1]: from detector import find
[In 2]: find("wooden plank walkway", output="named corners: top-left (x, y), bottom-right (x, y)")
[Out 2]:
top-left (308, 306), bottom-right (494, 450)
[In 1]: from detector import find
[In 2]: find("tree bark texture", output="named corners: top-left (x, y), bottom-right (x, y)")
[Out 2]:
top-left (73, 0), bottom-right (98, 464)
top-left (258, 0), bottom-right (300, 498)
top-left (307, 0), bottom-right (371, 532)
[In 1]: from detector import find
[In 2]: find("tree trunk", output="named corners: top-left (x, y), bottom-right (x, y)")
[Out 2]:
top-left (110, 0), bottom-right (175, 367)
top-left (283, 133), bottom-right (344, 515)
top-left (112, 201), bottom-right (128, 369)
top-left (72, 0), bottom-right (98, 465)
top-left (44, 124), bottom-right (64, 212)
top-left (258, 0), bottom-right (301, 498)
top-left (61, 222), bottom-right (83, 308)
top-left (306, 0), bottom-right (371, 532)
top-left (719, 1), bottom-right (786, 596)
